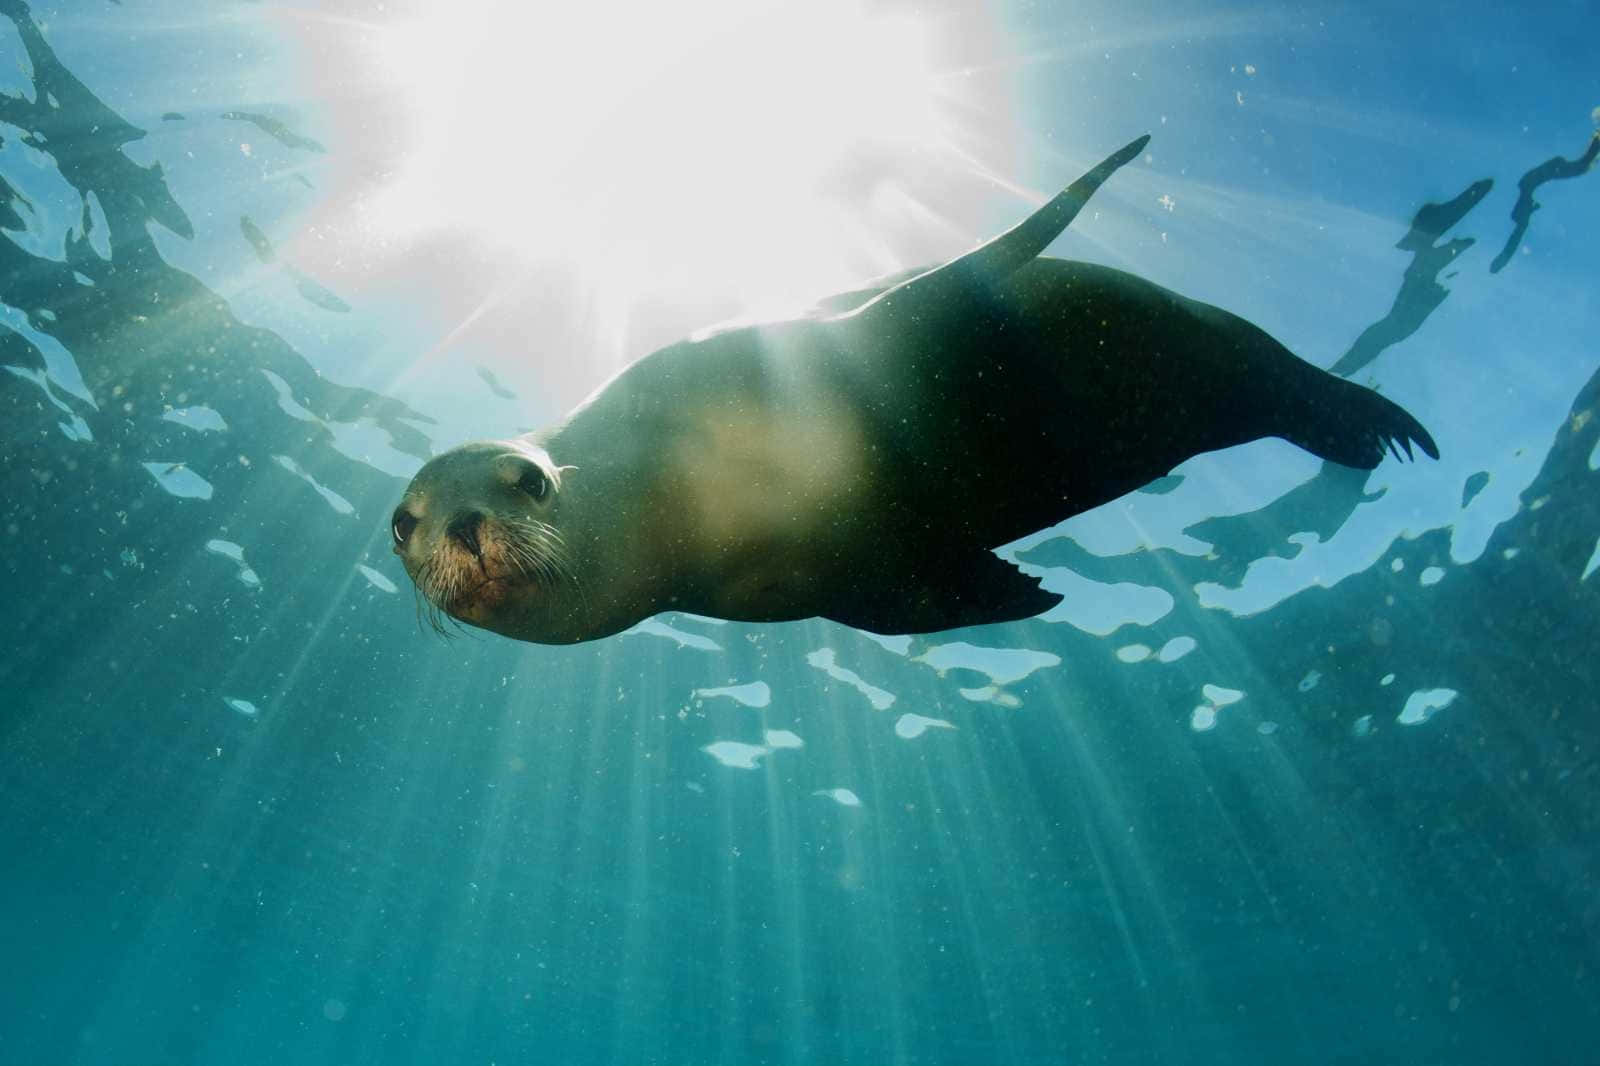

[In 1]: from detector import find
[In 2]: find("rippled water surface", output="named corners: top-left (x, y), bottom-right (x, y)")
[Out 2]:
top-left (3, 2), bottom-right (1597, 1064)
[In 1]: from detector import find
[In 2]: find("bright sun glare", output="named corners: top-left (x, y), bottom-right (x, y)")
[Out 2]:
top-left (369, 0), bottom-right (957, 306)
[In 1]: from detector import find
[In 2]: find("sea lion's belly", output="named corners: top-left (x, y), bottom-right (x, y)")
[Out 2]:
top-left (668, 395), bottom-right (882, 620)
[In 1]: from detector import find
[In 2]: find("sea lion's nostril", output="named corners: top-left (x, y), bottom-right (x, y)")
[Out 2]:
top-left (448, 511), bottom-right (485, 558)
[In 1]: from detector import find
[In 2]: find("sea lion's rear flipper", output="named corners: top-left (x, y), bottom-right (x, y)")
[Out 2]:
top-left (849, 133), bottom-right (1149, 321)
top-left (1285, 372), bottom-right (1440, 469)
top-left (826, 551), bottom-right (1063, 636)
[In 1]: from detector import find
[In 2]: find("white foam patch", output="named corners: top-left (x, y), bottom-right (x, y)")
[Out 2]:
top-left (913, 642), bottom-right (1060, 686)
top-left (960, 685), bottom-right (1018, 708)
top-left (223, 697), bottom-right (259, 718)
top-left (1256, 721), bottom-right (1279, 736)
top-left (670, 612), bottom-right (728, 627)
top-left (806, 648), bottom-right (895, 710)
top-left (1115, 643), bottom-right (1152, 664)
top-left (58, 414), bottom-right (92, 441)
top-left (1380, 672), bottom-right (1396, 686)
top-left (162, 406), bottom-right (227, 433)
top-left (1297, 670), bottom-right (1321, 693)
top-left (142, 461), bottom-right (213, 500)
top-left (693, 681), bottom-right (771, 708)
top-left (1419, 566), bottom-right (1445, 586)
top-left (1, 305), bottom-right (95, 404)
top-left (1398, 688), bottom-right (1458, 726)
top-left (1352, 714), bottom-right (1374, 737)
top-left (814, 788), bottom-right (861, 807)
top-left (1190, 705), bottom-right (1217, 731)
top-left (763, 729), bottom-right (803, 749)
top-left (1201, 684), bottom-right (1244, 707)
top-left (273, 455), bottom-right (354, 515)
top-left (258, 371), bottom-right (422, 480)
top-left (894, 713), bottom-right (955, 739)
top-left (5, 364), bottom-right (92, 440)
top-left (702, 741), bottom-right (767, 769)
top-left (358, 565), bottom-right (397, 593)
top-left (1025, 566), bottom-right (1174, 634)
top-left (206, 538), bottom-right (262, 588)
top-left (260, 369), bottom-right (318, 422)
top-left (1583, 537), bottom-right (1600, 582)
top-left (1390, 558), bottom-right (1405, 572)
top-left (627, 618), bottom-right (723, 651)
top-left (323, 419), bottom-right (424, 479)
top-left (205, 539), bottom-right (245, 563)
top-left (857, 632), bottom-right (913, 656)
top-left (1157, 636), bottom-right (1197, 663)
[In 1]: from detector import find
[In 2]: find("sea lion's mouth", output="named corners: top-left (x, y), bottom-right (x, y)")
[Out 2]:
top-left (449, 572), bottom-right (527, 614)
top-left (410, 514), bottom-right (571, 636)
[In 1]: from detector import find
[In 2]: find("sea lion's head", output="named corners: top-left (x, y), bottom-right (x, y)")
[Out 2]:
top-left (392, 439), bottom-right (577, 639)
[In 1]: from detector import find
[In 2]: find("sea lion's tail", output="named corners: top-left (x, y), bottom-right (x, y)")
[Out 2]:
top-left (854, 134), bottom-right (1149, 318)
top-left (1285, 374), bottom-right (1440, 469)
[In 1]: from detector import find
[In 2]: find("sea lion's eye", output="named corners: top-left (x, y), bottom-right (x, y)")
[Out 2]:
top-left (392, 508), bottom-right (418, 547)
top-left (518, 466), bottom-right (549, 500)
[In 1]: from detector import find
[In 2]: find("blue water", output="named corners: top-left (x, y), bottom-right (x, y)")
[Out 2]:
top-left (2, 2), bottom-right (1597, 1064)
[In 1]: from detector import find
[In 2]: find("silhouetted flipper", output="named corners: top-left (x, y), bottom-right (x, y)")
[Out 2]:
top-left (1283, 372), bottom-right (1439, 467)
top-left (827, 549), bottom-right (1062, 634)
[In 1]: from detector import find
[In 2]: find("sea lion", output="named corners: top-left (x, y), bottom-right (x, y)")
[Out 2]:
top-left (392, 134), bottom-right (1438, 643)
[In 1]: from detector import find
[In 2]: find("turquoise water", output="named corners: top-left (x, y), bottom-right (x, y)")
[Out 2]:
top-left (2, 2), bottom-right (1597, 1063)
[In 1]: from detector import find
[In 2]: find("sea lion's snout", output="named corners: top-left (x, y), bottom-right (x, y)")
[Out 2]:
top-left (390, 440), bottom-right (577, 637)
top-left (447, 510), bottom-right (486, 560)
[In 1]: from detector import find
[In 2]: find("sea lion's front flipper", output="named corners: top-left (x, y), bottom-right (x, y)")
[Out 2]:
top-left (849, 133), bottom-right (1149, 321)
top-left (826, 551), bottom-right (1063, 636)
